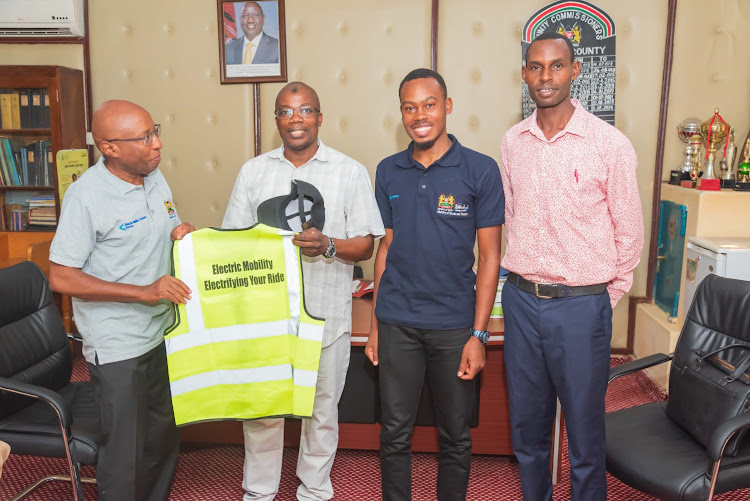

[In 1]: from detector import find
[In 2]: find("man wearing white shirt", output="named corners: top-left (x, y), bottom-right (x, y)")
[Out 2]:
top-left (223, 82), bottom-right (385, 501)
top-left (226, 1), bottom-right (279, 65)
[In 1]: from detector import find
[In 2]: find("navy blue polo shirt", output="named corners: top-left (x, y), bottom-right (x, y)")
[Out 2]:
top-left (374, 135), bottom-right (505, 330)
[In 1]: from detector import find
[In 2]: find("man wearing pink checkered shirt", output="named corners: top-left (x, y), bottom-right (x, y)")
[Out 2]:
top-left (500, 32), bottom-right (644, 501)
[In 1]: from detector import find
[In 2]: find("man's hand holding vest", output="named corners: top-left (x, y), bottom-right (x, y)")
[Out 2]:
top-left (142, 275), bottom-right (192, 305)
top-left (293, 228), bottom-right (330, 257)
top-left (171, 222), bottom-right (196, 241)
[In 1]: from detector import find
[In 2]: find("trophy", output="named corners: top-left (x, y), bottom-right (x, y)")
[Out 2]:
top-left (699, 108), bottom-right (729, 191)
top-left (736, 138), bottom-right (750, 191)
top-left (688, 136), bottom-right (703, 183)
top-left (673, 117), bottom-right (703, 185)
top-left (719, 128), bottom-right (737, 188)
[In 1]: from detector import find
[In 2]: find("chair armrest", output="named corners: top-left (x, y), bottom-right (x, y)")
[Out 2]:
top-left (608, 353), bottom-right (672, 384)
top-left (0, 376), bottom-right (73, 428)
top-left (707, 412), bottom-right (750, 462)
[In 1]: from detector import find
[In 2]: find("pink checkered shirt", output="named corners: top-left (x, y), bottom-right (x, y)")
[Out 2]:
top-left (500, 99), bottom-right (644, 307)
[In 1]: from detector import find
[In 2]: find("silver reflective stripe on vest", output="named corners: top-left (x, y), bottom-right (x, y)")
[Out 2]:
top-left (298, 322), bottom-right (324, 343)
top-left (170, 363), bottom-right (293, 397)
top-left (293, 368), bottom-right (318, 387)
top-left (280, 230), bottom-right (301, 339)
top-left (177, 233), bottom-right (205, 331)
top-left (166, 320), bottom-right (289, 354)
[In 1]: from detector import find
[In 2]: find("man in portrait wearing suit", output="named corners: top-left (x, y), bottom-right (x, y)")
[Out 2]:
top-left (226, 1), bottom-right (279, 65)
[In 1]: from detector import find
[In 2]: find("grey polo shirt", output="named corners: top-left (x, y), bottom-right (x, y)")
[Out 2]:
top-left (50, 156), bottom-right (181, 365)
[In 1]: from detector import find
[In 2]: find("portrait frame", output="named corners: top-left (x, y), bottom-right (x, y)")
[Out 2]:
top-left (217, 0), bottom-right (288, 84)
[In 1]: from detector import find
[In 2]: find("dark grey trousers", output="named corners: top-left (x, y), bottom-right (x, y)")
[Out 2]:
top-left (88, 341), bottom-right (179, 501)
top-left (377, 321), bottom-right (476, 501)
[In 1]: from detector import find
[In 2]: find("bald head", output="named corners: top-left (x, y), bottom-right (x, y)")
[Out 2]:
top-left (275, 82), bottom-right (320, 111)
top-left (92, 100), bottom-right (152, 150)
top-left (91, 100), bottom-right (162, 182)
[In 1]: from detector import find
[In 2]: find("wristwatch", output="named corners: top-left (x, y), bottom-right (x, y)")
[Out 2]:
top-left (470, 328), bottom-right (490, 345)
top-left (322, 237), bottom-right (336, 259)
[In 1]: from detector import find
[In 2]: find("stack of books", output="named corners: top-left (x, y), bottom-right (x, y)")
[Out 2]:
top-left (0, 139), bottom-right (53, 187)
top-left (10, 208), bottom-right (29, 231)
top-left (27, 195), bottom-right (56, 229)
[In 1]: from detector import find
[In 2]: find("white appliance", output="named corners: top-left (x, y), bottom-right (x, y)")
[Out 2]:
top-left (0, 0), bottom-right (84, 38)
top-left (683, 236), bottom-right (750, 319)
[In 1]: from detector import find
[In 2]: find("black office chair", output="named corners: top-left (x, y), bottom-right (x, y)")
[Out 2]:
top-left (0, 261), bottom-right (98, 500)
top-left (605, 274), bottom-right (750, 501)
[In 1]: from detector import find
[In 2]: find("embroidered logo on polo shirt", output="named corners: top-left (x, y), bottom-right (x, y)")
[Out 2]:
top-left (437, 194), bottom-right (469, 217)
top-left (438, 194), bottom-right (454, 210)
top-left (164, 200), bottom-right (177, 219)
top-left (389, 194), bottom-right (400, 200)
top-left (119, 216), bottom-right (147, 231)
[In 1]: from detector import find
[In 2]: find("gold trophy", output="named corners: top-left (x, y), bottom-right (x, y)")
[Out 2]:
top-left (688, 136), bottom-right (703, 184)
top-left (719, 128), bottom-right (737, 188)
top-left (736, 138), bottom-right (750, 190)
top-left (699, 108), bottom-right (729, 191)
top-left (673, 117), bottom-right (703, 185)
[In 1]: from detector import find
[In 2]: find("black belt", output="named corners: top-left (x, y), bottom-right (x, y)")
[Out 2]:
top-left (506, 272), bottom-right (608, 299)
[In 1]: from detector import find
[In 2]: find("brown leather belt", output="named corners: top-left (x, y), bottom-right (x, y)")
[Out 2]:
top-left (506, 272), bottom-right (608, 299)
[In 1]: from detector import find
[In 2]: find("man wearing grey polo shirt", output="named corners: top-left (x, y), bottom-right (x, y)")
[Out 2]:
top-left (49, 100), bottom-right (194, 501)
top-left (223, 82), bottom-right (385, 501)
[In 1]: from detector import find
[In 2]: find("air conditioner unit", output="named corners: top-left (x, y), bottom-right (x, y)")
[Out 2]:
top-left (0, 0), bottom-right (84, 38)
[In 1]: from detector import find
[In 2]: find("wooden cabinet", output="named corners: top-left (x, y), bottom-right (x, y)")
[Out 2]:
top-left (0, 65), bottom-right (86, 232)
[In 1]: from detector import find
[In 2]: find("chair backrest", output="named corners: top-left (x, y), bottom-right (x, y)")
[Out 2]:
top-left (0, 261), bottom-right (72, 419)
top-left (672, 274), bottom-right (750, 374)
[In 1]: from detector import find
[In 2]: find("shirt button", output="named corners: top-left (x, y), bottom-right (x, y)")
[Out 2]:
top-left (422, 185), bottom-right (426, 189)
top-left (151, 210), bottom-right (155, 214)
top-left (423, 173), bottom-right (427, 177)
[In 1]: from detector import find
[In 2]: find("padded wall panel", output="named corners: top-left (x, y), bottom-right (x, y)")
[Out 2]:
top-left (88, 1), bottom-right (254, 231)
top-left (439, 0), bottom-right (667, 347)
top-left (663, 1), bottom-right (750, 181)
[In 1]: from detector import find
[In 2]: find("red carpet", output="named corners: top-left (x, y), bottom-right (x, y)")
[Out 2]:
top-left (1, 357), bottom-right (749, 500)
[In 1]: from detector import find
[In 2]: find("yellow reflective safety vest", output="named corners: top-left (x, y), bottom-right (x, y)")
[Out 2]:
top-left (165, 224), bottom-right (325, 426)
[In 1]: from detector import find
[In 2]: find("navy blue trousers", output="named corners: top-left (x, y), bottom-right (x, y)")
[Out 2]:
top-left (503, 281), bottom-right (612, 501)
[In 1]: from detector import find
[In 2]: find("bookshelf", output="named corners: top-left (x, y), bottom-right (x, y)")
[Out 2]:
top-left (0, 66), bottom-right (86, 232)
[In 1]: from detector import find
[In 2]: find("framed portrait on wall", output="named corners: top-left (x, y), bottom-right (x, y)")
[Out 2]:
top-left (217, 0), bottom-right (287, 84)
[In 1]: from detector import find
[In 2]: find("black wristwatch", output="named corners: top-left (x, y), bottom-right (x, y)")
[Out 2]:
top-left (470, 328), bottom-right (490, 345)
top-left (322, 237), bottom-right (336, 259)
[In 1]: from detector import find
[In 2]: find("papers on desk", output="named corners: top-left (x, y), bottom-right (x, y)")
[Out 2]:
top-left (352, 279), bottom-right (374, 298)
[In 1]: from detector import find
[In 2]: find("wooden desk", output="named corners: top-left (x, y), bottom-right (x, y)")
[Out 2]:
top-left (179, 297), bottom-right (563, 482)
top-left (339, 298), bottom-right (513, 455)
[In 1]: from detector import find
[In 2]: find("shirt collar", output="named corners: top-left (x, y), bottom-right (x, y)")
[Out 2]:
top-left (244, 32), bottom-right (263, 48)
top-left (523, 98), bottom-right (588, 142)
top-left (395, 134), bottom-right (462, 169)
top-left (95, 156), bottom-right (155, 194)
top-left (268, 138), bottom-right (328, 166)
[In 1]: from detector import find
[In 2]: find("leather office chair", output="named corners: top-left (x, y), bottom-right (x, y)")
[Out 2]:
top-left (0, 261), bottom-right (98, 501)
top-left (606, 274), bottom-right (750, 500)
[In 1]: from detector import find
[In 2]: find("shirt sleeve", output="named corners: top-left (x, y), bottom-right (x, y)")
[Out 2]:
top-left (49, 194), bottom-right (96, 268)
top-left (606, 139), bottom-right (644, 307)
top-left (499, 134), bottom-right (514, 222)
top-left (474, 158), bottom-right (505, 229)
top-left (222, 164), bottom-right (257, 229)
top-left (344, 163), bottom-right (386, 239)
top-left (374, 161), bottom-right (393, 230)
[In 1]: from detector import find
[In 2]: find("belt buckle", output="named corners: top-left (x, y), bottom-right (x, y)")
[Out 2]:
top-left (534, 282), bottom-right (554, 299)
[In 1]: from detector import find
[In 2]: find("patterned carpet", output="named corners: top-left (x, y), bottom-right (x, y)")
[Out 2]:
top-left (1, 357), bottom-right (749, 500)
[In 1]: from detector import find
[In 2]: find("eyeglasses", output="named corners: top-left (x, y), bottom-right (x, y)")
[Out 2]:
top-left (274, 107), bottom-right (320, 120)
top-left (105, 124), bottom-right (161, 146)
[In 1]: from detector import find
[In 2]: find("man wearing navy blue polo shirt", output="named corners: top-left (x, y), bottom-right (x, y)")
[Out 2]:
top-left (365, 68), bottom-right (504, 501)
